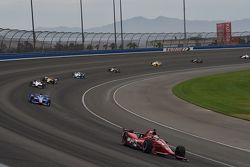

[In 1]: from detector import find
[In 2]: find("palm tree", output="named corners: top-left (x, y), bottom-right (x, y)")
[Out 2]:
top-left (95, 44), bottom-right (100, 50)
top-left (87, 44), bottom-right (93, 50)
top-left (54, 42), bottom-right (63, 50)
top-left (109, 43), bottom-right (117, 50)
top-left (155, 42), bottom-right (163, 48)
top-left (127, 42), bottom-right (138, 49)
top-left (103, 44), bottom-right (108, 50)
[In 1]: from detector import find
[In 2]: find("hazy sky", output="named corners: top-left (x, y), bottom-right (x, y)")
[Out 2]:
top-left (1, 0), bottom-right (250, 30)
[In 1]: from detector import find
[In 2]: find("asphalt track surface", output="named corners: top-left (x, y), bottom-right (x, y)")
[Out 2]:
top-left (0, 49), bottom-right (250, 167)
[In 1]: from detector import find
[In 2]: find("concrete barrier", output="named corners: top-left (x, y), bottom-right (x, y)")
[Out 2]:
top-left (193, 44), bottom-right (250, 50)
top-left (1, 44), bottom-right (250, 61)
top-left (0, 48), bottom-right (163, 61)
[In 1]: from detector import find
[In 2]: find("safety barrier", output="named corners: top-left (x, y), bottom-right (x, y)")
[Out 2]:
top-left (0, 48), bottom-right (163, 61)
top-left (193, 44), bottom-right (250, 50)
top-left (1, 44), bottom-right (250, 61)
top-left (163, 44), bottom-right (250, 53)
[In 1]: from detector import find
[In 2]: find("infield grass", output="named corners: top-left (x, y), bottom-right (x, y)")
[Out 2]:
top-left (173, 69), bottom-right (250, 121)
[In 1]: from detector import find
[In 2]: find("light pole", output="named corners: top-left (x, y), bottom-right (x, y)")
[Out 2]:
top-left (80, 0), bottom-right (85, 49)
top-left (183, 0), bottom-right (187, 40)
top-left (119, 0), bottom-right (124, 49)
top-left (30, 0), bottom-right (36, 49)
top-left (112, 0), bottom-right (117, 48)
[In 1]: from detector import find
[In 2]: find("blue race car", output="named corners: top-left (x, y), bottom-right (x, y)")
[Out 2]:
top-left (28, 93), bottom-right (51, 107)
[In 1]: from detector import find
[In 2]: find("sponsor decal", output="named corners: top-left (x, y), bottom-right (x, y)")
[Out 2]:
top-left (164, 47), bottom-right (193, 52)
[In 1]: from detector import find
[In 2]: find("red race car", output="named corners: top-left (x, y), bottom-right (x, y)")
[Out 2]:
top-left (122, 128), bottom-right (187, 161)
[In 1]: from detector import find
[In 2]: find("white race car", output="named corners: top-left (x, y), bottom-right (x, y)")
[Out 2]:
top-left (73, 72), bottom-right (86, 79)
top-left (30, 80), bottom-right (46, 89)
top-left (151, 61), bottom-right (162, 67)
top-left (191, 58), bottom-right (203, 63)
top-left (108, 67), bottom-right (120, 73)
top-left (241, 54), bottom-right (250, 59)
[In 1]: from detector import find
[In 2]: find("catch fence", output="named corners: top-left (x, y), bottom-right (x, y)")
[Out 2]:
top-left (0, 28), bottom-right (250, 53)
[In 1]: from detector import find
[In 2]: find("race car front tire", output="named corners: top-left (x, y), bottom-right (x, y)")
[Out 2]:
top-left (47, 100), bottom-right (51, 107)
top-left (142, 140), bottom-right (152, 153)
top-left (29, 96), bottom-right (34, 102)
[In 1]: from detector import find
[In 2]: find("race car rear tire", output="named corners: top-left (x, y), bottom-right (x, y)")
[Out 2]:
top-left (39, 85), bottom-right (45, 89)
top-left (122, 132), bottom-right (128, 145)
top-left (47, 100), bottom-right (51, 107)
top-left (175, 145), bottom-right (186, 158)
top-left (142, 140), bottom-right (152, 153)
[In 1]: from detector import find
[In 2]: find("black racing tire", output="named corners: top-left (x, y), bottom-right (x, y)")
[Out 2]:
top-left (122, 132), bottom-right (128, 145)
top-left (47, 100), bottom-right (51, 107)
top-left (142, 140), bottom-right (153, 153)
top-left (38, 85), bottom-right (45, 89)
top-left (30, 81), bottom-right (33, 87)
top-left (175, 145), bottom-right (186, 158)
top-left (29, 96), bottom-right (34, 103)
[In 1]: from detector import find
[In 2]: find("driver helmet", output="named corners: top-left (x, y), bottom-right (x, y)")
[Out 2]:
top-left (152, 129), bottom-right (157, 135)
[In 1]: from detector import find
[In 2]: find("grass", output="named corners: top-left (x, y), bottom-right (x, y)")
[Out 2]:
top-left (173, 69), bottom-right (250, 121)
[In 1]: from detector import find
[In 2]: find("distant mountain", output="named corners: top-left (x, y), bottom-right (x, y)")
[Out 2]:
top-left (37, 16), bottom-right (250, 33)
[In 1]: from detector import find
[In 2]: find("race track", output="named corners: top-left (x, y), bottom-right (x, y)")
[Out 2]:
top-left (0, 49), bottom-right (250, 167)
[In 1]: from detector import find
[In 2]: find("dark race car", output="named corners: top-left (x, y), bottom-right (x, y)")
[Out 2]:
top-left (28, 93), bottom-right (51, 107)
top-left (42, 76), bottom-right (58, 84)
top-left (108, 67), bottom-right (120, 73)
top-left (122, 129), bottom-right (187, 161)
top-left (30, 80), bottom-right (46, 89)
top-left (191, 58), bottom-right (203, 63)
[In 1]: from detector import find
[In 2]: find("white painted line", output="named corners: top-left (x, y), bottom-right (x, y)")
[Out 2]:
top-left (81, 78), bottom-right (235, 167)
top-left (113, 79), bottom-right (250, 153)
top-left (0, 51), bottom-right (163, 62)
top-left (82, 83), bottom-right (122, 129)
top-left (82, 64), bottom-right (250, 166)
top-left (186, 151), bottom-right (235, 167)
top-left (82, 64), bottom-right (250, 152)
